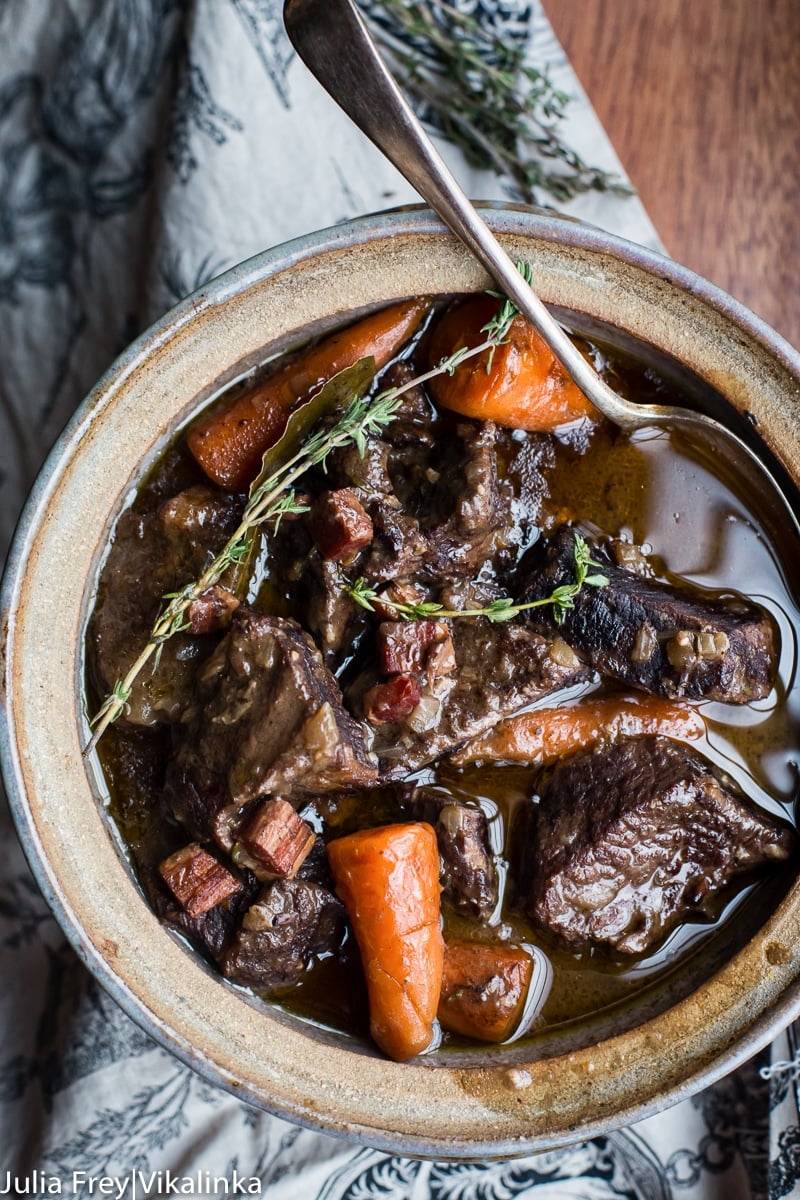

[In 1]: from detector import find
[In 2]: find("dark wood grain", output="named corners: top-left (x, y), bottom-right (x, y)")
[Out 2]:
top-left (542, 0), bottom-right (800, 349)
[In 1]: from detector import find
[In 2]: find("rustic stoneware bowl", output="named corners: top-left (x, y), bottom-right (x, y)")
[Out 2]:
top-left (3, 206), bottom-right (800, 1159)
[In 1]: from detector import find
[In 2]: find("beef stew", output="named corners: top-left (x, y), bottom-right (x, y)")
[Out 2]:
top-left (86, 293), bottom-right (799, 1061)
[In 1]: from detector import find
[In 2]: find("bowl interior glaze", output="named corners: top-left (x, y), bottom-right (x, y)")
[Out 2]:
top-left (4, 206), bottom-right (800, 1159)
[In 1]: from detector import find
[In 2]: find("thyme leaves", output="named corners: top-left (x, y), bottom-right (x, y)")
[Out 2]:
top-left (345, 531), bottom-right (609, 625)
top-left (86, 362), bottom-right (380, 753)
top-left (364, 0), bottom-right (632, 207)
top-left (85, 291), bottom-right (534, 753)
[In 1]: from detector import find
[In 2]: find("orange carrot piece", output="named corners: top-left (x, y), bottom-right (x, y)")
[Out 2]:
top-left (327, 822), bottom-right (444, 1062)
top-left (426, 295), bottom-right (597, 432)
top-left (438, 939), bottom-right (533, 1044)
top-left (187, 298), bottom-right (429, 491)
top-left (453, 695), bottom-right (705, 767)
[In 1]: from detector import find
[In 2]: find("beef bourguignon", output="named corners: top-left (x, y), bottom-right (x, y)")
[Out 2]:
top-left (87, 291), bottom-right (798, 1061)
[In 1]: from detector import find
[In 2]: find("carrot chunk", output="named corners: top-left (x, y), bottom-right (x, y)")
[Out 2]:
top-left (453, 695), bottom-right (705, 767)
top-left (438, 939), bottom-right (534, 1043)
top-left (327, 822), bottom-right (444, 1062)
top-left (426, 295), bottom-right (597, 431)
top-left (187, 298), bottom-right (429, 491)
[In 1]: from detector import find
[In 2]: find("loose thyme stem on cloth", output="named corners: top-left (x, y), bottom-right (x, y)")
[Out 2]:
top-left (364, 0), bottom-right (632, 205)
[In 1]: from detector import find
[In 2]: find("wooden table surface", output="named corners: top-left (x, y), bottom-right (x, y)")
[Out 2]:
top-left (543, 0), bottom-right (800, 351)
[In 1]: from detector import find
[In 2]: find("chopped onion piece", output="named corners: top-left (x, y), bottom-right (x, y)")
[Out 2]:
top-left (549, 637), bottom-right (581, 669)
top-left (406, 694), bottom-right (441, 733)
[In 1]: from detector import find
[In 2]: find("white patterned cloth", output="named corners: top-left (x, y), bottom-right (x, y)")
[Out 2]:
top-left (0, 3), bottom-right (798, 1198)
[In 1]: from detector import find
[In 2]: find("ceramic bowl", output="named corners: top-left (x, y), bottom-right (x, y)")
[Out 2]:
top-left (3, 206), bottom-right (800, 1159)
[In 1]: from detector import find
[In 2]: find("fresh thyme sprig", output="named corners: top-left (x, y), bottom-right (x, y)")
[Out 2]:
top-left (85, 484), bottom-right (311, 750)
top-left (346, 531), bottom-right (608, 625)
top-left (482, 261), bottom-right (534, 369)
top-left (86, 284), bottom-right (534, 753)
top-left (364, 0), bottom-right (632, 206)
top-left (86, 389), bottom-right (405, 751)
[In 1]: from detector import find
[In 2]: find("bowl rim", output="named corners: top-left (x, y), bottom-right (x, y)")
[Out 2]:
top-left (3, 203), bottom-right (800, 1158)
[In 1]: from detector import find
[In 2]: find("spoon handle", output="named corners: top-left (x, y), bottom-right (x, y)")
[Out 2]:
top-left (283, 0), bottom-right (639, 428)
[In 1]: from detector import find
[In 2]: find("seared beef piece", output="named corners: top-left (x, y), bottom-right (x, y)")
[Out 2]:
top-left (524, 736), bottom-right (795, 955)
top-left (328, 437), bottom-right (393, 499)
top-left (365, 503), bottom-right (429, 581)
top-left (156, 895), bottom-right (236, 960)
top-left (407, 788), bottom-right (498, 919)
top-left (522, 526), bottom-right (776, 702)
top-left (368, 420), bottom-right (510, 583)
top-left (169, 610), bottom-right (377, 821)
top-left (306, 554), bottom-right (363, 668)
top-left (378, 361), bottom-right (437, 447)
top-left (157, 487), bottom-right (237, 537)
top-left (220, 879), bottom-right (346, 990)
top-left (90, 486), bottom-right (242, 725)
top-left (308, 488), bottom-right (374, 563)
top-left (330, 419), bottom-right (511, 586)
top-left (371, 619), bottom-right (589, 777)
top-left (147, 864), bottom-right (257, 960)
top-left (425, 421), bottom-right (512, 576)
top-left (164, 760), bottom-right (235, 846)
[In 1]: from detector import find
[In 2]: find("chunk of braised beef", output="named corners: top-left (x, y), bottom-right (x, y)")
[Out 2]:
top-left (424, 421), bottom-right (512, 575)
top-left (521, 526), bottom-right (776, 702)
top-left (168, 610), bottom-right (377, 814)
top-left (157, 486), bottom-right (240, 537)
top-left (219, 879), bottom-right (347, 991)
top-left (164, 758), bottom-right (231, 845)
top-left (371, 618), bottom-right (589, 777)
top-left (377, 361), bottom-right (437, 447)
top-left (308, 488), bottom-right (374, 563)
top-left (148, 866), bottom-right (255, 961)
top-left (407, 788), bottom-right (498, 920)
top-left (186, 585), bottom-right (240, 635)
top-left (327, 437), bottom-right (393, 499)
top-left (305, 553), bottom-right (362, 668)
top-left (524, 737), bottom-right (795, 956)
top-left (329, 420), bottom-right (511, 587)
top-left (365, 502), bottom-right (429, 581)
top-left (89, 487), bottom-right (242, 726)
top-left (363, 674), bottom-right (421, 724)
top-left (158, 843), bottom-right (243, 917)
top-left (241, 798), bottom-right (316, 879)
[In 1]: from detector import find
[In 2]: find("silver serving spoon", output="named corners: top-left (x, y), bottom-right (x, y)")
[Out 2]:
top-left (283, 0), bottom-right (799, 546)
